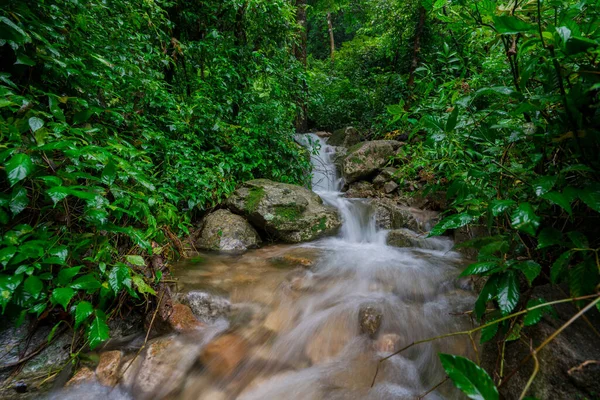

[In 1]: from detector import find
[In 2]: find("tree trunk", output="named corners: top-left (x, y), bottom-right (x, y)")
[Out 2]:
top-left (326, 12), bottom-right (335, 62)
top-left (295, 0), bottom-right (308, 132)
top-left (407, 6), bottom-right (426, 89)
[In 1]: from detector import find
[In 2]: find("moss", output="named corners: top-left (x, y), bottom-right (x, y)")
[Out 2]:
top-left (348, 143), bottom-right (363, 153)
top-left (245, 187), bottom-right (265, 213)
top-left (274, 205), bottom-right (302, 221)
top-left (311, 217), bottom-right (327, 233)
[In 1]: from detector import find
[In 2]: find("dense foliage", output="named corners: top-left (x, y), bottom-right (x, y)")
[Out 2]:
top-left (0, 0), bottom-right (309, 348)
top-left (306, 0), bottom-right (599, 396)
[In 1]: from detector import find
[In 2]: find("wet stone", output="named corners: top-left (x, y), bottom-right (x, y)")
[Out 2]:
top-left (168, 303), bottom-right (204, 332)
top-left (181, 291), bottom-right (231, 323)
top-left (66, 367), bottom-right (96, 387)
top-left (96, 350), bottom-right (122, 387)
top-left (359, 305), bottom-right (382, 337)
top-left (199, 334), bottom-right (250, 378)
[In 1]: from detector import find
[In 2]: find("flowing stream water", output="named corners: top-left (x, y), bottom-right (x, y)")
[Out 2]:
top-left (56, 134), bottom-right (477, 400)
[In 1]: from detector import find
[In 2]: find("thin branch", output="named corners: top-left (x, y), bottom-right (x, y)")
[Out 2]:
top-left (418, 376), bottom-right (449, 399)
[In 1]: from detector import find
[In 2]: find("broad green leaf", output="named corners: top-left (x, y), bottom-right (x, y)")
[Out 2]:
top-left (51, 287), bottom-right (75, 310)
top-left (565, 36), bottom-right (598, 55)
top-left (24, 276), bottom-right (43, 298)
top-left (579, 184), bottom-right (600, 213)
top-left (510, 203), bottom-right (540, 236)
top-left (475, 275), bottom-right (499, 319)
top-left (506, 322), bottom-right (522, 342)
top-left (28, 117), bottom-right (44, 132)
top-left (489, 199), bottom-right (515, 216)
top-left (74, 301), bottom-right (94, 328)
top-left (125, 255), bottom-right (145, 266)
top-left (524, 298), bottom-right (551, 326)
top-left (73, 109), bottom-right (94, 124)
top-left (132, 275), bottom-right (156, 295)
top-left (569, 260), bottom-right (597, 298)
top-left (0, 17), bottom-right (30, 45)
top-left (551, 251), bottom-right (571, 284)
top-left (5, 154), bottom-right (34, 187)
top-left (493, 15), bottom-right (535, 35)
top-left (0, 274), bottom-right (23, 312)
top-left (439, 353), bottom-right (499, 400)
top-left (532, 176), bottom-right (557, 196)
top-left (567, 231), bottom-right (588, 249)
top-left (70, 274), bottom-right (101, 290)
top-left (0, 246), bottom-right (17, 267)
top-left (497, 271), bottom-right (520, 315)
top-left (428, 213), bottom-right (474, 237)
top-left (108, 264), bottom-right (131, 294)
top-left (101, 160), bottom-right (117, 185)
top-left (514, 260), bottom-right (541, 286)
top-left (460, 261), bottom-right (499, 277)
top-left (536, 227), bottom-right (561, 249)
top-left (541, 192), bottom-right (572, 215)
top-left (45, 246), bottom-right (69, 265)
top-left (480, 322), bottom-right (499, 344)
top-left (88, 310), bottom-right (109, 349)
top-left (48, 96), bottom-right (65, 122)
top-left (9, 186), bottom-right (29, 215)
top-left (445, 107), bottom-right (459, 132)
top-left (57, 266), bottom-right (81, 285)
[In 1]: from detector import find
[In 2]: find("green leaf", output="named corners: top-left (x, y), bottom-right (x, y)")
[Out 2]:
top-left (490, 199), bottom-right (515, 216)
top-left (88, 310), bottom-right (109, 349)
top-left (514, 260), bottom-right (541, 286)
top-left (536, 227), bottom-right (562, 249)
top-left (579, 184), bottom-right (600, 213)
top-left (497, 271), bottom-right (520, 315)
top-left (510, 203), bottom-right (540, 236)
top-left (480, 322), bottom-right (499, 344)
top-left (475, 275), bottom-right (499, 319)
top-left (101, 160), bottom-right (117, 185)
top-left (460, 261), bottom-right (500, 277)
top-left (9, 186), bottom-right (29, 215)
top-left (73, 109), bottom-right (94, 124)
top-left (70, 274), bottom-right (101, 290)
top-left (5, 154), bottom-right (34, 187)
top-left (493, 15), bottom-right (535, 35)
top-left (48, 96), bottom-right (65, 122)
top-left (567, 231), bottom-right (588, 249)
top-left (524, 298), bottom-right (551, 326)
top-left (74, 301), bottom-right (94, 328)
top-left (569, 260), bottom-right (597, 298)
top-left (428, 213), bottom-right (474, 237)
top-left (532, 176), bottom-right (557, 196)
top-left (565, 36), bottom-right (598, 55)
top-left (24, 276), bottom-right (43, 298)
top-left (46, 246), bottom-right (69, 265)
top-left (439, 353), bottom-right (499, 400)
top-left (0, 246), bottom-right (17, 267)
top-left (28, 117), bottom-right (44, 132)
top-left (551, 251), bottom-right (571, 284)
top-left (0, 274), bottom-right (23, 312)
top-left (125, 255), bottom-right (145, 266)
top-left (445, 107), bottom-right (459, 132)
top-left (51, 287), bottom-right (75, 310)
top-left (541, 192), bottom-right (572, 215)
top-left (108, 264), bottom-right (131, 294)
top-left (57, 266), bottom-right (81, 285)
top-left (132, 275), bottom-right (156, 295)
top-left (0, 17), bottom-right (30, 45)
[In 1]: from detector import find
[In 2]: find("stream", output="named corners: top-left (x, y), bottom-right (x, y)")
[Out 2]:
top-left (57, 134), bottom-right (477, 399)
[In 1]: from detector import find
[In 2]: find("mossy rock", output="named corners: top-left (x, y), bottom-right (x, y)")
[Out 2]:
top-left (226, 179), bottom-right (341, 243)
top-left (196, 209), bottom-right (262, 252)
top-left (342, 140), bottom-right (402, 183)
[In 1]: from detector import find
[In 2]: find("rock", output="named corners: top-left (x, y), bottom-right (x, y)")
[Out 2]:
top-left (342, 141), bottom-right (400, 183)
top-left (196, 209), bottom-right (262, 252)
top-left (268, 247), bottom-right (322, 269)
top-left (453, 223), bottom-right (489, 259)
top-left (305, 317), bottom-right (355, 365)
top-left (481, 284), bottom-right (600, 400)
top-left (371, 199), bottom-right (439, 232)
top-left (96, 350), bottom-right (122, 387)
top-left (123, 336), bottom-right (196, 398)
top-left (374, 333), bottom-right (401, 353)
top-left (383, 181), bottom-right (399, 194)
top-left (372, 167), bottom-right (398, 186)
top-left (226, 179), bottom-right (341, 243)
top-left (65, 367), bottom-right (95, 387)
top-left (358, 305), bottom-right (382, 337)
top-left (180, 291), bottom-right (231, 323)
top-left (199, 334), bottom-right (249, 378)
top-left (315, 131), bottom-right (331, 138)
top-left (344, 181), bottom-right (376, 198)
top-left (327, 127), bottom-right (363, 147)
top-left (168, 303), bottom-right (204, 332)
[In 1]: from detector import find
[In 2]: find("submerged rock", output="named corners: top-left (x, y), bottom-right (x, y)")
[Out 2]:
top-left (180, 291), bottom-right (231, 323)
top-left (305, 317), bottom-right (355, 365)
top-left (342, 140), bottom-right (400, 183)
top-left (226, 179), bottom-right (341, 243)
top-left (199, 334), bottom-right (250, 378)
top-left (358, 305), bottom-right (382, 337)
top-left (196, 209), bottom-right (262, 252)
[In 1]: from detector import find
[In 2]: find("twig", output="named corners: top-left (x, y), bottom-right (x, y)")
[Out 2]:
top-left (518, 340), bottom-right (539, 400)
top-left (418, 376), bottom-right (449, 399)
top-left (370, 293), bottom-right (600, 387)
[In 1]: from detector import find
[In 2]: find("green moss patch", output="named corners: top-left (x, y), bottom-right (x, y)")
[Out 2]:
top-left (245, 187), bottom-right (265, 213)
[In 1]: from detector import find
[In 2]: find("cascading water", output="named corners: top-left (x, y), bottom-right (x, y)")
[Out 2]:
top-left (56, 134), bottom-right (477, 400)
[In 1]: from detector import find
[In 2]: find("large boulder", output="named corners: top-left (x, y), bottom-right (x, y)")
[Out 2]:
top-left (226, 179), bottom-right (341, 243)
top-left (371, 199), bottom-right (439, 233)
top-left (196, 209), bottom-right (261, 252)
top-left (327, 127), bottom-right (363, 147)
top-left (342, 141), bottom-right (401, 183)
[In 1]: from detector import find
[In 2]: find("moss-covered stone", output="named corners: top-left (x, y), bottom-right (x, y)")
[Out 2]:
top-left (245, 187), bottom-right (265, 213)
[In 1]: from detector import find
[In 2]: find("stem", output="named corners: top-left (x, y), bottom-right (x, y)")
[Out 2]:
top-left (519, 344), bottom-right (539, 400)
top-left (418, 376), bottom-right (449, 399)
